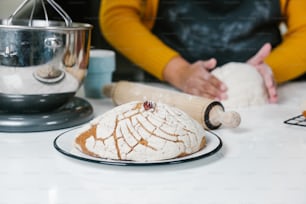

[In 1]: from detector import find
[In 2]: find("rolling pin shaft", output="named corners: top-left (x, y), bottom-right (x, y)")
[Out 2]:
top-left (103, 81), bottom-right (241, 130)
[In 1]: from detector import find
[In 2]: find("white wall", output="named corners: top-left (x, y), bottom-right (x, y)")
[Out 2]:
top-left (0, 0), bottom-right (24, 19)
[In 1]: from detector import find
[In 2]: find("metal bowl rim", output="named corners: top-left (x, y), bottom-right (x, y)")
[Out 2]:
top-left (0, 19), bottom-right (93, 31)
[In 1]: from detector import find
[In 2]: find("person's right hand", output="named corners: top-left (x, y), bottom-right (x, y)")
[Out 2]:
top-left (163, 56), bottom-right (228, 100)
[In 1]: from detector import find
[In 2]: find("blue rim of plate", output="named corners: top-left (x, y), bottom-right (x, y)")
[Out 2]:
top-left (53, 126), bottom-right (223, 166)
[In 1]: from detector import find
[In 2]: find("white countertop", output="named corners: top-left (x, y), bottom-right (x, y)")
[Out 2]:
top-left (0, 81), bottom-right (306, 204)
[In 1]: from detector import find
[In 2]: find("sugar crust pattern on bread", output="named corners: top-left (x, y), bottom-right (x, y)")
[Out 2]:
top-left (74, 101), bottom-right (206, 161)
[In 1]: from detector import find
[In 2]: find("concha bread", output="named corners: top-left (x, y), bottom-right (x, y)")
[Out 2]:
top-left (302, 101), bottom-right (306, 117)
top-left (75, 101), bottom-right (206, 161)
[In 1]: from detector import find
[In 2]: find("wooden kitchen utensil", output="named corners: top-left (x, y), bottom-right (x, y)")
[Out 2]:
top-left (103, 81), bottom-right (241, 130)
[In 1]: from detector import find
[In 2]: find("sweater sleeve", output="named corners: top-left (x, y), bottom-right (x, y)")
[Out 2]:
top-left (99, 0), bottom-right (179, 80)
top-left (265, 0), bottom-right (306, 83)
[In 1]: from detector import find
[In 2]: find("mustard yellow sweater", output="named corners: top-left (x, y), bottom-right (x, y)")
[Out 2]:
top-left (100, 0), bottom-right (306, 83)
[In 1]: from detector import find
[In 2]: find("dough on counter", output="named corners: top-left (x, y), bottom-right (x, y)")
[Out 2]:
top-left (74, 100), bottom-right (206, 161)
top-left (211, 62), bottom-right (269, 109)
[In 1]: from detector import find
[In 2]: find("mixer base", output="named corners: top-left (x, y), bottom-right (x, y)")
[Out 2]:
top-left (0, 97), bottom-right (94, 132)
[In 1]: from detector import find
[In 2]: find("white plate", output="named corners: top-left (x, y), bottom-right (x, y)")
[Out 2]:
top-left (53, 126), bottom-right (222, 166)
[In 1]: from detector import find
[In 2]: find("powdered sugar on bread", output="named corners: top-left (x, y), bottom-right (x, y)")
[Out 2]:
top-left (75, 101), bottom-right (206, 161)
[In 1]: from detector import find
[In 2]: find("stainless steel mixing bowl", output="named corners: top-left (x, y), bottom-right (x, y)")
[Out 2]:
top-left (0, 19), bottom-right (92, 113)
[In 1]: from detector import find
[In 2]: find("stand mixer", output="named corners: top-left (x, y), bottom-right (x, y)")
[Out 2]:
top-left (0, 0), bottom-right (94, 132)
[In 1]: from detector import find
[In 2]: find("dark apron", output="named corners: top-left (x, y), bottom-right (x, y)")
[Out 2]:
top-left (152, 0), bottom-right (282, 66)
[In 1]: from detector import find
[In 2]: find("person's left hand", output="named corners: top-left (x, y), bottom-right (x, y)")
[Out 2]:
top-left (247, 43), bottom-right (278, 103)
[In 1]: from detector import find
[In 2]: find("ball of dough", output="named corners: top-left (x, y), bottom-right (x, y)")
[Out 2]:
top-left (211, 62), bottom-right (269, 108)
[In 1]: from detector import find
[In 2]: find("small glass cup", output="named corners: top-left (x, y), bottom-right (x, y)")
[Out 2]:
top-left (83, 49), bottom-right (115, 98)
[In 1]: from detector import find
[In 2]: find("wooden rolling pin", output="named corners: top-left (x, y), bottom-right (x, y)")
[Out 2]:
top-left (103, 81), bottom-right (241, 130)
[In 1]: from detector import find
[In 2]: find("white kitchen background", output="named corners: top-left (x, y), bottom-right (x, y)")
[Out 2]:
top-left (0, 0), bottom-right (24, 19)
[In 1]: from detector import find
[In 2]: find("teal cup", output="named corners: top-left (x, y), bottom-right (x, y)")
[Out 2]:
top-left (84, 49), bottom-right (115, 98)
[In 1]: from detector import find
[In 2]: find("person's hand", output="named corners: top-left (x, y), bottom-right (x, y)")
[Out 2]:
top-left (163, 57), bottom-right (227, 100)
top-left (247, 43), bottom-right (278, 103)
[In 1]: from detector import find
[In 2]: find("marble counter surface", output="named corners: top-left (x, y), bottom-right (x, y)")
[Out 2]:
top-left (0, 81), bottom-right (305, 204)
